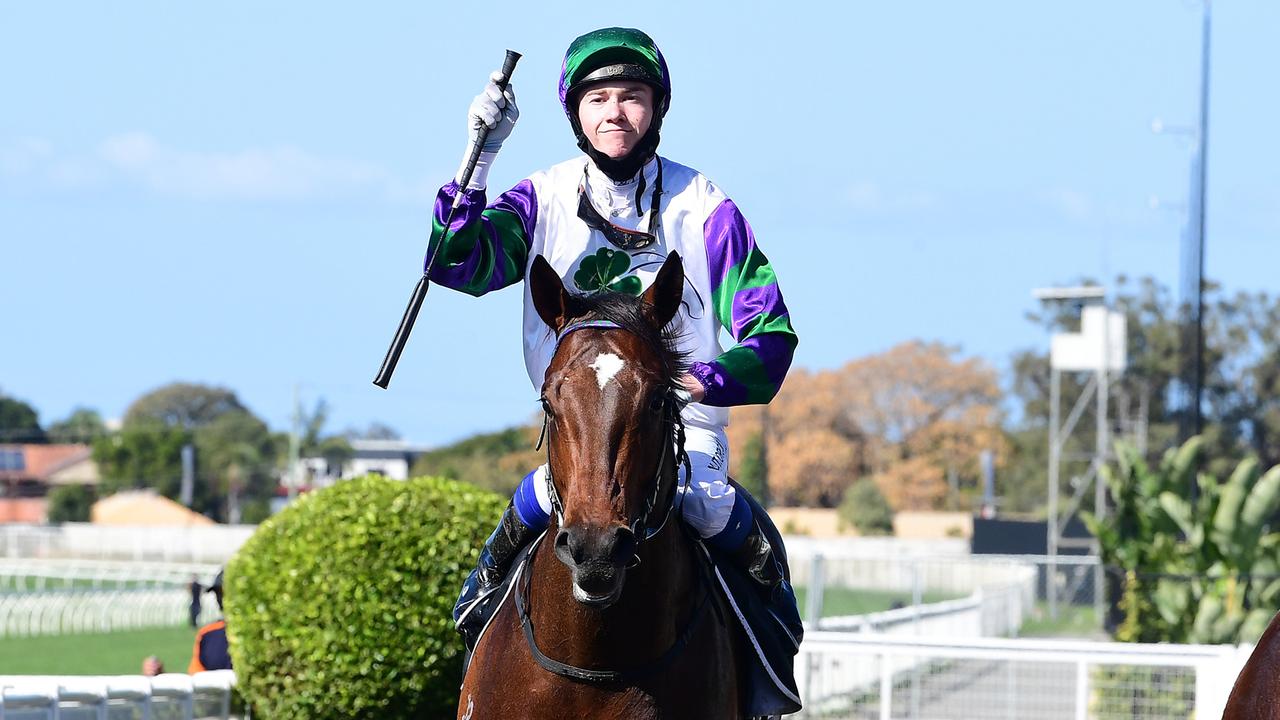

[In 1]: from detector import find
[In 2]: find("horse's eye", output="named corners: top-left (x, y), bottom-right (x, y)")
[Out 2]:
top-left (540, 396), bottom-right (554, 415)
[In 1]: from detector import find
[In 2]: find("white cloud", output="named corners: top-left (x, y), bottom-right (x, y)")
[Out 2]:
top-left (2, 133), bottom-right (435, 204)
top-left (0, 137), bottom-right (52, 175)
top-left (98, 132), bottom-right (390, 201)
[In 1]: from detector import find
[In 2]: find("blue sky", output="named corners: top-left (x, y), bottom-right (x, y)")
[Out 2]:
top-left (2, 1), bottom-right (1276, 447)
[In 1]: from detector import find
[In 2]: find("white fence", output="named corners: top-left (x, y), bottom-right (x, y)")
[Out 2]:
top-left (0, 559), bottom-right (222, 591)
top-left (0, 587), bottom-right (221, 637)
top-left (798, 551), bottom-right (1040, 641)
top-left (819, 583), bottom-right (1032, 641)
top-left (0, 671), bottom-right (237, 719)
top-left (795, 632), bottom-right (1249, 719)
top-left (1, 525), bottom-right (254, 564)
top-left (0, 560), bottom-right (225, 637)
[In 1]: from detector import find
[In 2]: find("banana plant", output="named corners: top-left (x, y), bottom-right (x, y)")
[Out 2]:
top-left (1085, 436), bottom-right (1280, 644)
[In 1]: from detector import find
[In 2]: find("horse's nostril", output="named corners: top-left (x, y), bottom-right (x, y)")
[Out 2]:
top-left (555, 528), bottom-right (586, 564)
top-left (612, 526), bottom-right (637, 562)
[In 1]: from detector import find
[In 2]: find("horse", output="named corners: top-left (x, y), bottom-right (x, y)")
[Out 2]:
top-left (457, 251), bottom-right (741, 719)
top-left (1222, 609), bottom-right (1280, 718)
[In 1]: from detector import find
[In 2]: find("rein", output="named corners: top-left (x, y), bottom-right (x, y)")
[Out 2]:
top-left (520, 318), bottom-right (706, 684)
top-left (514, 534), bottom-right (714, 684)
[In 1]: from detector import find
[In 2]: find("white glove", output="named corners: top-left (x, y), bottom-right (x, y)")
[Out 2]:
top-left (469, 70), bottom-right (519, 153)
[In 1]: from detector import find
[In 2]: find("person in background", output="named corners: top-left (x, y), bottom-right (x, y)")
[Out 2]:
top-left (188, 569), bottom-right (231, 673)
top-left (188, 574), bottom-right (203, 628)
top-left (141, 655), bottom-right (165, 676)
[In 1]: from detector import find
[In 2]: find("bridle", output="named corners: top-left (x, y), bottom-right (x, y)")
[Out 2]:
top-left (535, 319), bottom-right (692, 551)
top-left (517, 318), bottom-right (713, 684)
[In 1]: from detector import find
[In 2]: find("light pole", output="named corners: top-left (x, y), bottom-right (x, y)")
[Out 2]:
top-left (1152, 0), bottom-right (1211, 460)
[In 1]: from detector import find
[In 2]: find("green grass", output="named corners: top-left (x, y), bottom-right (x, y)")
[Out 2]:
top-left (793, 585), bottom-right (962, 618)
top-left (1019, 601), bottom-right (1104, 638)
top-left (0, 625), bottom-right (199, 675)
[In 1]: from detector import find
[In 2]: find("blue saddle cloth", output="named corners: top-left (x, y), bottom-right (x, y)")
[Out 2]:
top-left (705, 481), bottom-right (804, 717)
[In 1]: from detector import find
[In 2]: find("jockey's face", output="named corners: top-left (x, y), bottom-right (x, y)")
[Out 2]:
top-left (576, 81), bottom-right (655, 159)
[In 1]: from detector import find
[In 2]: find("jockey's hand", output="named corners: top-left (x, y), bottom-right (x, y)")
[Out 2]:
top-left (675, 374), bottom-right (705, 406)
top-left (468, 71), bottom-right (519, 153)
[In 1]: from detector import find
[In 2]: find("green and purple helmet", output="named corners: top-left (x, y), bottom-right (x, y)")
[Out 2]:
top-left (558, 27), bottom-right (672, 120)
top-left (559, 28), bottom-right (672, 179)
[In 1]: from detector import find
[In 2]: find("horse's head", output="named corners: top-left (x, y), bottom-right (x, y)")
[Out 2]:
top-left (529, 251), bottom-right (686, 608)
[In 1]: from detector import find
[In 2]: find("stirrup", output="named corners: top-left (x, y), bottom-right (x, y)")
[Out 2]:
top-left (736, 521), bottom-right (783, 589)
top-left (454, 500), bottom-right (541, 647)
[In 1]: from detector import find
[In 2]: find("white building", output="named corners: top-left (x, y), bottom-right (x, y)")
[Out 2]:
top-left (300, 439), bottom-right (428, 487)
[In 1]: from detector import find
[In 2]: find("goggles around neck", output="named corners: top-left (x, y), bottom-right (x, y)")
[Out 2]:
top-left (576, 158), bottom-right (663, 251)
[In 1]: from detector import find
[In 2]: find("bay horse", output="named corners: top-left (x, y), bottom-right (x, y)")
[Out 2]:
top-left (457, 251), bottom-right (741, 719)
top-left (1222, 609), bottom-right (1280, 718)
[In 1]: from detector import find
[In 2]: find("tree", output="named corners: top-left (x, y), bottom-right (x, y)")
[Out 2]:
top-left (194, 411), bottom-right (277, 523)
top-left (124, 383), bottom-right (245, 429)
top-left (93, 421), bottom-right (191, 497)
top-left (0, 393), bottom-right (45, 443)
top-left (46, 485), bottom-right (96, 523)
top-left (839, 478), bottom-right (894, 535)
top-left (839, 341), bottom-right (1005, 510)
top-left (1004, 277), bottom-right (1280, 514)
top-left (347, 422), bottom-right (401, 441)
top-left (735, 432), bottom-right (766, 502)
top-left (99, 384), bottom-right (281, 522)
top-left (411, 423), bottom-right (544, 496)
top-left (728, 342), bottom-right (1004, 510)
top-left (47, 408), bottom-right (107, 444)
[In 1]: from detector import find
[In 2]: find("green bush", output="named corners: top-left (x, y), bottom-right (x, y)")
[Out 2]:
top-left (225, 474), bottom-right (505, 719)
top-left (838, 478), bottom-right (894, 535)
top-left (46, 484), bottom-right (96, 523)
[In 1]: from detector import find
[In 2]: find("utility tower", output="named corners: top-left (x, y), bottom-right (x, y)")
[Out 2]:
top-left (1034, 287), bottom-right (1127, 621)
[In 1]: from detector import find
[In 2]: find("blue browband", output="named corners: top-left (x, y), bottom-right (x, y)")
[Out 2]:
top-left (557, 319), bottom-right (623, 342)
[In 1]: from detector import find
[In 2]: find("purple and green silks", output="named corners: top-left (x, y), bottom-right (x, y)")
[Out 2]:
top-left (425, 180), bottom-right (538, 297)
top-left (690, 199), bottom-right (797, 407)
top-left (424, 165), bottom-right (796, 412)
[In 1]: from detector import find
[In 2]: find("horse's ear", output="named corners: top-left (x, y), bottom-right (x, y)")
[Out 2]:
top-left (642, 251), bottom-right (684, 329)
top-left (529, 255), bottom-right (573, 332)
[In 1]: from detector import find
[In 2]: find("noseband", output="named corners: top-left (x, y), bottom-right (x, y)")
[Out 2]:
top-left (535, 319), bottom-right (692, 552)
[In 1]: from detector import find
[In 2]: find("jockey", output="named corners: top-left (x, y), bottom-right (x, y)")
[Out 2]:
top-left (430, 27), bottom-right (799, 646)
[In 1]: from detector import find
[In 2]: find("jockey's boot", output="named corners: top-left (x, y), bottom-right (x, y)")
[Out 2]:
top-left (453, 499), bottom-right (540, 648)
top-left (732, 518), bottom-right (783, 590)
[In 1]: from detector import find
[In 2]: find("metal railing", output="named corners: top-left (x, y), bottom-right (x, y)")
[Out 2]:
top-left (795, 632), bottom-right (1249, 719)
top-left (0, 588), bottom-right (220, 637)
top-left (0, 559), bottom-right (222, 591)
top-left (0, 670), bottom-right (238, 719)
top-left (1, 525), bottom-right (253, 564)
top-left (0, 559), bottom-right (225, 637)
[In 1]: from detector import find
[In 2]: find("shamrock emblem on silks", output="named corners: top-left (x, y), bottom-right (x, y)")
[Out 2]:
top-left (572, 247), bottom-right (643, 294)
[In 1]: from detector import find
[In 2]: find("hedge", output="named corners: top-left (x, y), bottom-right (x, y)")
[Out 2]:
top-left (224, 475), bottom-right (505, 719)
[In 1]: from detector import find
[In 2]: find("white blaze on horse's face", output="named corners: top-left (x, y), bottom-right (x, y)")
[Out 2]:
top-left (588, 353), bottom-right (625, 390)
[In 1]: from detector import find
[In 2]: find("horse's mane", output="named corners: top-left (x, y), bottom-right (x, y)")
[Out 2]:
top-left (566, 290), bottom-right (690, 389)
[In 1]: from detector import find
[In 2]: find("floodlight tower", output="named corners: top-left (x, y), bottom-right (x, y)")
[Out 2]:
top-left (1033, 286), bottom-right (1127, 621)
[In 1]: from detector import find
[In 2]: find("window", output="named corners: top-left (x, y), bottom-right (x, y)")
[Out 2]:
top-left (0, 450), bottom-right (24, 472)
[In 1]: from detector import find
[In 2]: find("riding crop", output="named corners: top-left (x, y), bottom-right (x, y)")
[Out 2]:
top-left (373, 49), bottom-right (522, 389)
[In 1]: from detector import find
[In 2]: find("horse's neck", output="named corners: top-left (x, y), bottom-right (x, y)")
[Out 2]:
top-left (529, 520), bottom-right (698, 667)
